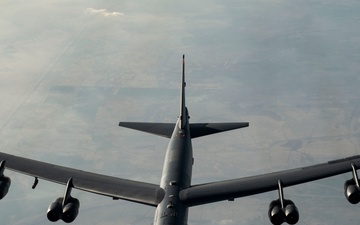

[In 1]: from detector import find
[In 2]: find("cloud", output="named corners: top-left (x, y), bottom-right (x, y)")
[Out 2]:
top-left (86, 8), bottom-right (124, 17)
top-left (218, 219), bottom-right (235, 225)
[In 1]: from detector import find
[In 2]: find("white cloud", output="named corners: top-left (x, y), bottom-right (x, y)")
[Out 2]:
top-left (86, 8), bottom-right (124, 17)
top-left (218, 219), bottom-right (235, 225)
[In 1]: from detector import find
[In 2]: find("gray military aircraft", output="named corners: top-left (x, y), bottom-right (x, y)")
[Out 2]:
top-left (1, 55), bottom-right (360, 225)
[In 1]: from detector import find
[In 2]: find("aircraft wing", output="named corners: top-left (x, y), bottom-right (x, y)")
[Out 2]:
top-left (179, 155), bottom-right (360, 206)
top-left (0, 152), bottom-right (164, 207)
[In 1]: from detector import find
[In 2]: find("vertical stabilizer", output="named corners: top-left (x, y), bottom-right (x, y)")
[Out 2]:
top-left (179, 54), bottom-right (187, 129)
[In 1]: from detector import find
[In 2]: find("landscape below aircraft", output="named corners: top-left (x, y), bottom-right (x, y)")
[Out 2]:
top-left (1, 55), bottom-right (360, 225)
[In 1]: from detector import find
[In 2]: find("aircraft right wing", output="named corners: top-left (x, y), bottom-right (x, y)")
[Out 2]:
top-left (179, 155), bottom-right (360, 206)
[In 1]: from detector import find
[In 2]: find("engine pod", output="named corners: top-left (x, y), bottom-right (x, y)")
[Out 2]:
top-left (62, 197), bottom-right (80, 223)
top-left (47, 197), bottom-right (64, 222)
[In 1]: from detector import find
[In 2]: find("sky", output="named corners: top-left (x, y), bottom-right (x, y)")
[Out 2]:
top-left (1, 0), bottom-right (360, 225)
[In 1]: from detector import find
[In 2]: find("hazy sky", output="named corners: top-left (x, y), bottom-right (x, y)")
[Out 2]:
top-left (1, 0), bottom-right (360, 225)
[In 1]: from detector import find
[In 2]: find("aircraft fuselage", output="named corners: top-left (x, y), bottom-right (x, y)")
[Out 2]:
top-left (154, 111), bottom-right (193, 225)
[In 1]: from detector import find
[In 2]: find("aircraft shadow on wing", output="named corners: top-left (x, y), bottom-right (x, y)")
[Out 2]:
top-left (1, 55), bottom-right (360, 225)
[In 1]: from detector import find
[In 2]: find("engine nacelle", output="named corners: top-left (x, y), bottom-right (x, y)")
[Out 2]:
top-left (283, 200), bottom-right (299, 225)
top-left (47, 196), bottom-right (80, 223)
top-left (0, 175), bottom-right (11, 200)
top-left (344, 179), bottom-right (360, 204)
top-left (62, 197), bottom-right (80, 223)
top-left (268, 199), bottom-right (299, 225)
top-left (268, 200), bottom-right (285, 225)
top-left (47, 197), bottom-right (64, 222)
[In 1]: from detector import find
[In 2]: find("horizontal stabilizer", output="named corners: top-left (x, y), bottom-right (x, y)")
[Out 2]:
top-left (119, 122), bottom-right (249, 139)
top-left (119, 122), bottom-right (175, 138)
top-left (189, 122), bottom-right (249, 138)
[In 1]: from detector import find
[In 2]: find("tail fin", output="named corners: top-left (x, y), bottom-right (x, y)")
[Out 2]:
top-left (119, 55), bottom-right (249, 139)
top-left (179, 54), bottom-right (187, 129)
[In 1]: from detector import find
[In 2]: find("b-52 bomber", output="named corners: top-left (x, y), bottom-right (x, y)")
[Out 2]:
top-left (1, 55), bottom-right (360, 225)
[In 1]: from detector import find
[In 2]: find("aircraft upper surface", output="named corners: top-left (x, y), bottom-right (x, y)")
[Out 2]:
top-left (1, 56), bottom-right (360, 225)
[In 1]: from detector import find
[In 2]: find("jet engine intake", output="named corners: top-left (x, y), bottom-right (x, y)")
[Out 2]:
top-left (268, 199), bottom-right (285, 225)
top-left (268, 199), bottom-right (299, 225)
top-left (47, 197), bottom-right (64, 222)
top-left (344, 179), bottom-right (360, 204)
top-left (62, 197), bottom-right (80, 223)
top-left (283, 200), bottom-right (299, 225)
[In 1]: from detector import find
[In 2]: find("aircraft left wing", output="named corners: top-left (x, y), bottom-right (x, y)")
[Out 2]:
top-left (179, 155), bottom-right (360, 206)
top-left (0, 152), bottom-right (164, 206)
